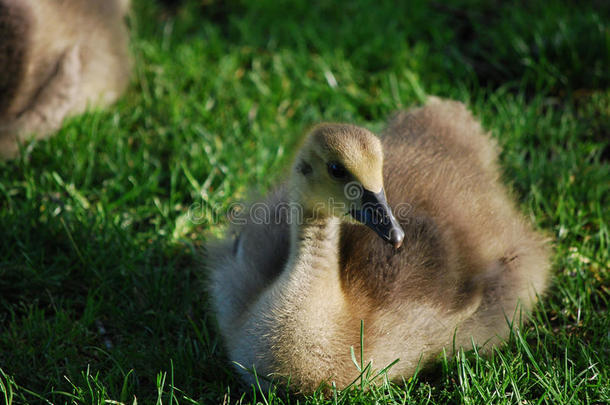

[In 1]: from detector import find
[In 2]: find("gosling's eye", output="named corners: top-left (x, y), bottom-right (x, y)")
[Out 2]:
top-left (327, 161), bottom-right (348, 180)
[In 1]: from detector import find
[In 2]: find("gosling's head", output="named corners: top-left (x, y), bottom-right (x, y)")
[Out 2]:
top-left (291, 123), bottom-right (405, 248)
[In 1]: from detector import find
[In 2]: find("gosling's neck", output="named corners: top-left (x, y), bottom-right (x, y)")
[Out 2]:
top-left (260, 196), bottom-right (348, 385)
top-left (280, 182), bottom-right (345, 288)
top-left (288, 206), bottom-right (341, 273)
top-left (270, 197), bottom-right (346, 341)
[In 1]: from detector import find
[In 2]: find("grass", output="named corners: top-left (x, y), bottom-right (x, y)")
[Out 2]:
top-left (0, 0), bottom-right (608, 403)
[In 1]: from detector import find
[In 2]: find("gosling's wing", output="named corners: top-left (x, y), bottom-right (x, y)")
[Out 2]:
top-left (207, 187), bottom-right (291, 329)
top-left (234, 187), bottom-right (292, 283)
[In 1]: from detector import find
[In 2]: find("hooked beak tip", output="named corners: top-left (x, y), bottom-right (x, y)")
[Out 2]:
top-left (350, 186), bottom-right (406, 249)
top-left (390, 228), bottom-right (405, 249)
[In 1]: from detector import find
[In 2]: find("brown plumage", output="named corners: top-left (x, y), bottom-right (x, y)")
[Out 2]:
top-left (207, 98), bottom-right (551, 393)
top-left (0, 0), bottom-right (131, 158)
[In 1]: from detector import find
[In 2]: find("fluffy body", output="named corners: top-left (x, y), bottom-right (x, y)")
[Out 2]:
top-left (207, 99), bottom-right (551, 393)
top-left (0, 0), bottom-right (131, 158)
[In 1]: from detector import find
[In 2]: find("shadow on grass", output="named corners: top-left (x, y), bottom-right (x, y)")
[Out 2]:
top-left (0, 200), bottom-right (238, 402)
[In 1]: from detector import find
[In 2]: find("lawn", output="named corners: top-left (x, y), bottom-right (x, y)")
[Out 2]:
top-left (0, 0), bottom-right (608, 403)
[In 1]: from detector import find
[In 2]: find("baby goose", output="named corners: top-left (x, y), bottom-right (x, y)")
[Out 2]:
top-left (207, 98), bottom-right (550, 393)
top-left (0, 0), bottom-right (131, 158)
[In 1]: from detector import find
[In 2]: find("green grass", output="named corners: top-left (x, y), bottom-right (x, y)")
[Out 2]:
top-left (0, 0), bottom-right (608, 403)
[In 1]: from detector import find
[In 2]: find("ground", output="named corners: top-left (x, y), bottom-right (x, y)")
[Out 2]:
top-left (0, 0), bottom-right (608, 403)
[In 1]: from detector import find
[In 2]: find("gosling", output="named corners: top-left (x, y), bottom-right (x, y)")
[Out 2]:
top-left (207, 98), bottom-right (551, 393)
top-left (0, 0), bottom-right (131, 158)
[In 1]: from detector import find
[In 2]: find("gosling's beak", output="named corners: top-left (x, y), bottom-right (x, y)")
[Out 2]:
top-left (350, 188), bottom-right (405, 249)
